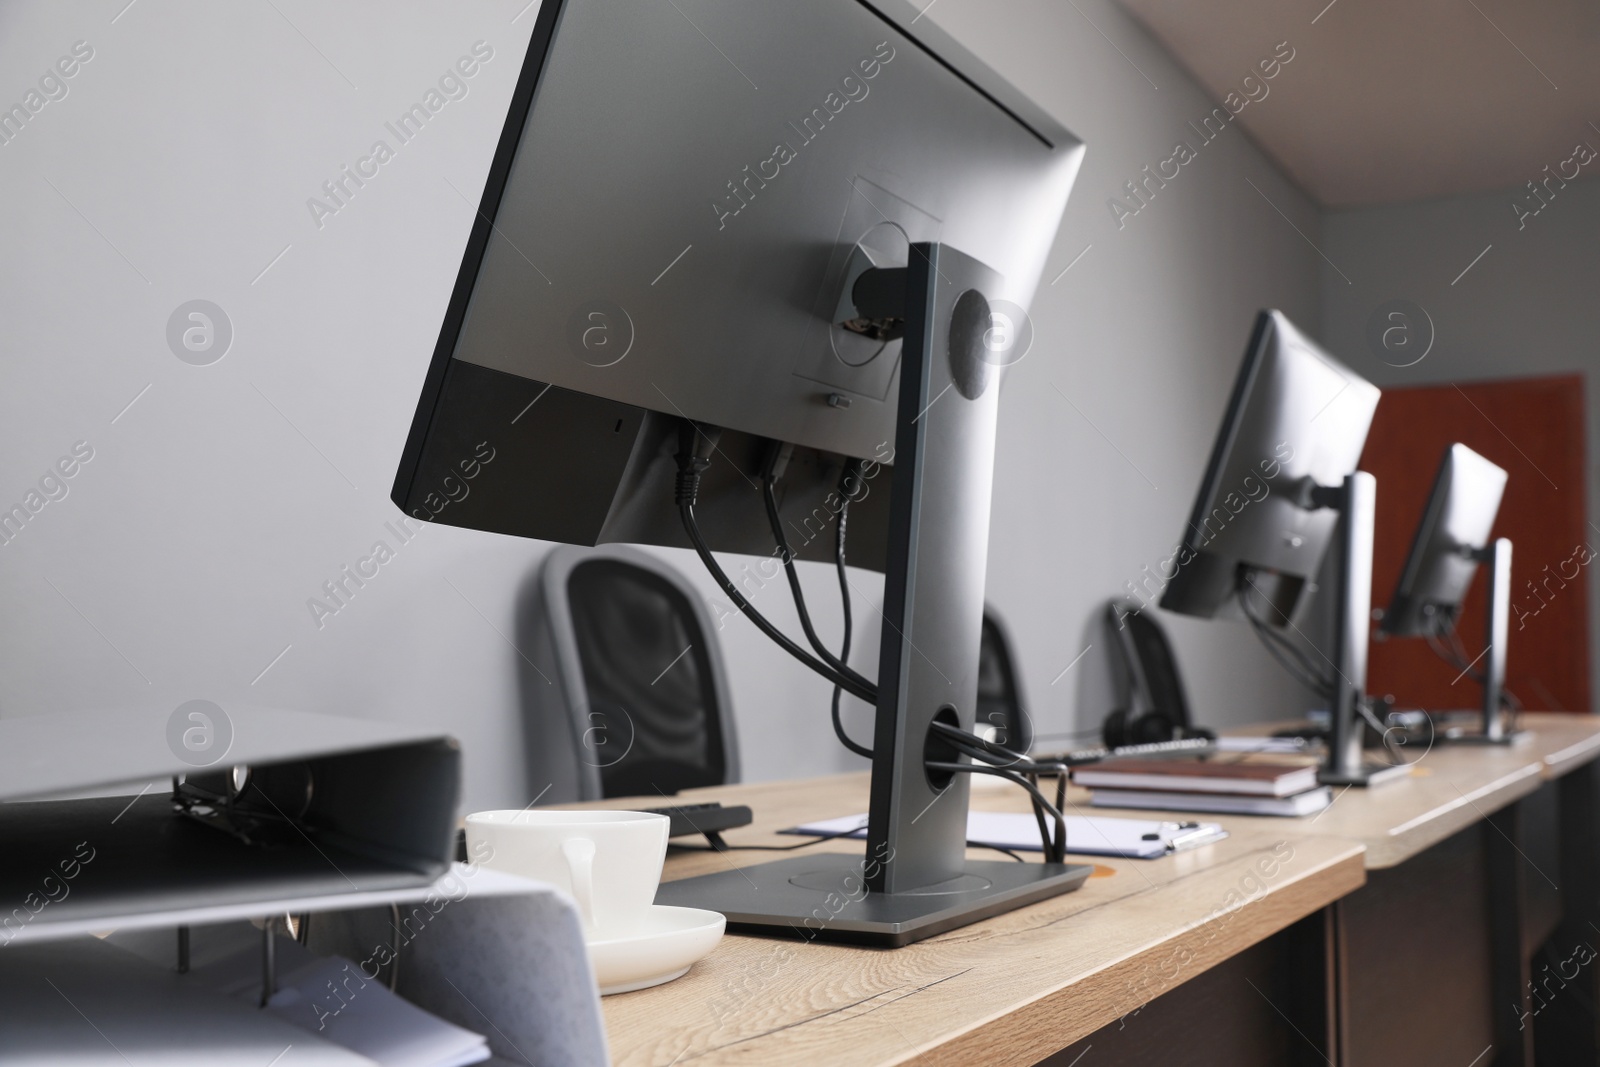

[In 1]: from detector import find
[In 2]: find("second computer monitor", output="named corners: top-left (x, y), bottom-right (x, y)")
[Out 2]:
top-left (1159, 309), bottom-right (1381, 625)
top-left (1379, 443), bottom-right (1508, 638)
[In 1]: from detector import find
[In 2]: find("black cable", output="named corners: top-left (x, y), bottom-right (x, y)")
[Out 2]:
top-left (673, 427), bottom-right (876, 703)
top-left (669, 820), bottom-right (870, 853)
top-left (1355, 698), bottom-right (1403, 766)
top-left (827, 461), bottom-right (874, 759)
top-left (1236, 585), bottom-right (1326, 679)
top-left (1053, 772), bottom-right (1067, 859)
top-left (676, 827), bottom-right (1031, 863)
top-left (927, 761), bottom-right (1067, 862)
top-left (943, 737), bottom-right (1067, 779)
top-left (1237, 588), bottom-right (1334, 697)
top-left (1245, 603), bottom-right (1332, 693)
top-left (926, 724), bottom-right (1071, 861)
top-left (760, 452), bottom-right (873, 694)
top-left (1026, 790), bottom-right (1054, 861)
top-left (1427, 614), bottom-right (1523, 718)
top-left (931, 720), bottom-right (1070, 776)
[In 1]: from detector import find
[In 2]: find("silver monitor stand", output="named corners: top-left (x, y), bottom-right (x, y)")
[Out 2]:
top-left (1316, 473), bottom-right (1411, 788)
top-left (1442, 538), bottom-right (1528, 745)
top-left (653, 244), bottom-right (1091, 947)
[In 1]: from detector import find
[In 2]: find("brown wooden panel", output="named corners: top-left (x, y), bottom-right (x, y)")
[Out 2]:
top-left (1360, 374), bottom-right (1589, 713)
top-left (1038, 912), bottom-right (1334, 1067)
top-left (1337, 825), bottom-right (1496, 1066)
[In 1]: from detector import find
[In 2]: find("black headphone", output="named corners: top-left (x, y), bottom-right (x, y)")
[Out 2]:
top-left (1101, 706), bottom-right (1211, 748)
top-left (1100, 601), bottom-right (1215, 749)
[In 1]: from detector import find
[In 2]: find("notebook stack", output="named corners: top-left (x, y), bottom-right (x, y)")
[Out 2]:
top-left (1074, 755), bottom-right (1333, 817)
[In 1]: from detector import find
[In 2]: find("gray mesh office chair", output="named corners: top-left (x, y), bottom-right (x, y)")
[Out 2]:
top-left (976, 608), bottom-right (1034, 754)
top-left (526, 545), bottom-right (740, 802)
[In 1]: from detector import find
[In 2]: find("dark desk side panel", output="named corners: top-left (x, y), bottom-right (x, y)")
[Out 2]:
top-left (1039, 911), bottom-right (1334, 1067)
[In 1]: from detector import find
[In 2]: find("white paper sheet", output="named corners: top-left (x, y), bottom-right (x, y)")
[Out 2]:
top-left (194, 937), bottom-right (491, 1067)
top-left (788, 812), bottom-right (1227, 859)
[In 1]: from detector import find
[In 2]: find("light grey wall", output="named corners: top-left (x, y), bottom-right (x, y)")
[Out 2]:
top-left (1317, 175), bottom-right (1600, 706)
top-left (0, 0), bottom-right (1323, 813)
top-left (923, 0), bottom-right (1325, 744)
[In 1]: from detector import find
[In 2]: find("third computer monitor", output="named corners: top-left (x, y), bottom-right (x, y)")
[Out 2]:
top-left (1380, 443), bottom-right (1508, 638)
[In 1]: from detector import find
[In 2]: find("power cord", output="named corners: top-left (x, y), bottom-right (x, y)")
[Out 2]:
top-left (1425, 613), bottom-right (1523, 729)
top-left (1237, 586), bottom-right (1335, 698)
top-left (671, 819), bottom-right (1029, 862)
top-left (754, 447), bottom-right (875, 757)
top-left (760, 445), bottom-right (875, 694)
top-left (926, 720), bottom-right (1074, 862)
top-left (673, 420), bottom-right (1067, 858)
top-left (669, 820), bottom-right (870, 853)
top-left (829, 460), bottom-right (874, 758)
top-left (673, 423), bottom-right (875, 703)
top-left (926, 761), bottom-right (1067, 863)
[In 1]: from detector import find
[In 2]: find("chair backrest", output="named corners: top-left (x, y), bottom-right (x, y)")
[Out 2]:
top-left (976, 608), bottom-right (1033, 754)
top-left (1107, 600), bottom-right (1193, 730)
top-left (534, 545), bottom-right (739, 801)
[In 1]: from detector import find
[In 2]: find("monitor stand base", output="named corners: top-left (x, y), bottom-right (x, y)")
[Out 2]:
top-left (653, 853), bottom-right (1092, 948)
top-left (1441, 729), bottom-right (1531, 746)
top-left (1319, 761), bottom-right (1412, 788)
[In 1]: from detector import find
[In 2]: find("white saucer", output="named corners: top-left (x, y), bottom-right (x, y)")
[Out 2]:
top-left (587, 905), bottom-right (725, 995)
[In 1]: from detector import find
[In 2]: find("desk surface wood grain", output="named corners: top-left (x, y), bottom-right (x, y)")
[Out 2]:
top-left (573, 774), bottom-right (1363, 1067)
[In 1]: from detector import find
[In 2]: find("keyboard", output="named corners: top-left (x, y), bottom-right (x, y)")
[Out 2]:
top-left (1036, 736), bottom-right (1216, 767)
top-left (639, 801), bottom-right (754, 840)
top-left (451, 801), bottom-right (753, 862)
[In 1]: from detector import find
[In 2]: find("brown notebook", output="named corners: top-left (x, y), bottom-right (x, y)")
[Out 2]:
top-left (1072, 758), bottom-right (1319, 797)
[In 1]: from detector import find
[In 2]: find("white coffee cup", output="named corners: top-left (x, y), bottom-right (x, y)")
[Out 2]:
top-left (465, 809), bottom-right (670, 938)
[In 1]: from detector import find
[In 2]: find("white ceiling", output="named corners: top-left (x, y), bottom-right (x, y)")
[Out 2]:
top-left (1116, 0), bottom-right (1600, 207)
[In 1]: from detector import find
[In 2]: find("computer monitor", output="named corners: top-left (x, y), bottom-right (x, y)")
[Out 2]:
top-left (1378, 443), bottom-right (1519, 743)
top-left (1158, 310), bottom-right (1403, 785)
top-left (392, 0), bottom-right (1088, 944)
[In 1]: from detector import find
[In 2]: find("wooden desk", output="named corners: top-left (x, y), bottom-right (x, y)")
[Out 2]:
top-left (567, 716), bottom-right (1600, 1066)
top-left (1081, 715), bottom-right (1600, 1066)
top-left (582, 774), bottom-right (1364, 1067)
top-left (1522, 712), bottom-right (1600, 780)
top-left (1083, 719), bottom-right (1599, 869)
